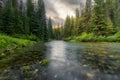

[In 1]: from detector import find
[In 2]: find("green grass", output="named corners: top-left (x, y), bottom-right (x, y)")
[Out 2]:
top-left (0, 34), bottom-right (47, 70)
top-left (0, 34), bottom-right (35, 48)
top-left (0, 34), bottom-right (35, 59)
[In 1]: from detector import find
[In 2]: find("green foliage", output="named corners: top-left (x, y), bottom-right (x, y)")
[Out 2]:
top-left (66, 32), bottom-right (120, 42)
top-left (114, 31), bottom-right (120, 38)
top-left (0, 34), bottom-right (35, 60)
top-left (12, 34), bottom-right (39, 41)
top-left (22, 66), bottom-right (31, 71)
top-left (0, 34), bottom-right (34, 49)
top-left (41, 59), bottom-right (50, 66)
top-left (62, 0), bottom-right (119, 42)
top-left (66, 32), bottom-right (94, 42)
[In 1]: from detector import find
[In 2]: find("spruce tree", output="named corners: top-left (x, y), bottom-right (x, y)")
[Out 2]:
top-left (37, 0), bottom-right (48, 41)
top-left (23, 11), bottom-right (30, 35)
top-left (114, 0), bottom-right (120, 28)
top-left (48, 17), bottom-right (53, 39)
top-left (79, 0), bottom-right (92, 33)
top-left (30, 10), bottom-right (40, 36)
top-left (26, 0), bottom-right (34, 34)
top-left (37, 0), bottom-right (43, 38)
top-left (63, 15), bottom-right (71, 37)
top-left (89, 0), bottom-right (113, 36)
top-left (1, 0), bottom-right (15, 34)
top-left (12, 0), bottom-right (23, 34)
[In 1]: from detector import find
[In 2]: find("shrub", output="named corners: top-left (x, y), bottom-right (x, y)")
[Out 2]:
top-left (41, 59), bottom-right (49, 66)
top-left (69, 33), bottom-right (95, 42)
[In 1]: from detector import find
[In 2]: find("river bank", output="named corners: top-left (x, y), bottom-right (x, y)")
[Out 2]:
top-left (0, 41), bottom-right (119, 80)
top-left (0, 34), bottom-right (48, 71)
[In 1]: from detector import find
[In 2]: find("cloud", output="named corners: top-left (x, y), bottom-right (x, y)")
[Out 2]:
top-left (44, 0), bottom-right (86, 26)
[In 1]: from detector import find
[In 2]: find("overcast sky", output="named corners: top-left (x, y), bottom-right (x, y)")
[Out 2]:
top-left (43, 0), bottom-right (86, 26)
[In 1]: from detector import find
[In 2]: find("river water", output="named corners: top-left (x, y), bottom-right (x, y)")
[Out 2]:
top-left (0, 41), bottom-right (120, 80)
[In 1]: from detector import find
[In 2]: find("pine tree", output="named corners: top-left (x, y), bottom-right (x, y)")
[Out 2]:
top-left (23, 11), bottom-right (30, 35)
top-left (114, 0), bottom-right (120, 28)
top-left (54, 24), bottom-right (61, 40)
top-left (85, 0), bottom-right (92, 16)
top-left (48, 17), bottom-right (54, 39)
top-left (12, 0), bottom-right (23, 34)
top-left (63, 15), bottom-right (71, 37)
top-left (70, 16), bottom-right (75, 36)
top-left (30, 10), bottom-right (40, 36)
top-left (0, 1), bottom-right (3, 31)
top-left (78, 0), bottom-right (92, 33)
top-left (37, 0), bottom-right (48, 41)
top-left (1, 0), bottom-right (15, 34)
top-left (75, 8), bottom-right (80, 35)
top-left (26, 0), bottom-right (34, 34)
top-left (105, 0), bottom-right (114, 23)
top-left (37, 0), bottom-right (43, 38)
top-left (89, 0), bottom-right (113, 36)
top-left (19, 0), bottom-right (25, 34)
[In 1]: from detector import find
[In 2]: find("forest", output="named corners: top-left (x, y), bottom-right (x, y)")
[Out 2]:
top-left (63, 0), bottom-right (120, 42)
top-left (0, 0), bottom-right (120, 80)
top-left (0, 0), bottom-right (120, 42)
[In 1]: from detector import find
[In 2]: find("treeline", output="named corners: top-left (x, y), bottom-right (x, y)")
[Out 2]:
top-left (0, 0), bottom-right (54, 41)
top-left (63, 0), bottom-right (120, 40)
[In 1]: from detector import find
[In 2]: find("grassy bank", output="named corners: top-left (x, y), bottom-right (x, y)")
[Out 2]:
top-left (0, 34), bottom-right (48, 71)
top-left (0, 34), bottom-right (35, 59)
top-left (0, 43), bottom-right (46, 70)
top-left (64, 32), bottom-right (120, 42)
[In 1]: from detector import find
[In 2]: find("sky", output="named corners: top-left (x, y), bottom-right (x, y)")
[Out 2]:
top-left (43, 0), bottom-right (86, 26)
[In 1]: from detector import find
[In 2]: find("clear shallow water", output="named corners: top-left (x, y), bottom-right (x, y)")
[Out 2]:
top-left (0, 41), bottom-right (120, 80)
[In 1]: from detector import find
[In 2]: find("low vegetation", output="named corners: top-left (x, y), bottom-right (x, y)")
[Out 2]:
top-left (0, 40), bottom-right (46, 70)
top-left (0, 34), bottom-right (35, 58)
top-left (65, 32), bottom-right (120, 42)
top-left (0, 34), bottom-right (48, 70)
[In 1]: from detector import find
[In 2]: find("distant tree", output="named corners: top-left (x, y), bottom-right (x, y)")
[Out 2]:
top-left (54, 24), bottom-right (61, 40)
top-left (70, 16), bottom-right (75, 36)
top-left (63, 15), bottom-right (71, 37)
top-left (75, 8), bottom-right (80, 35)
